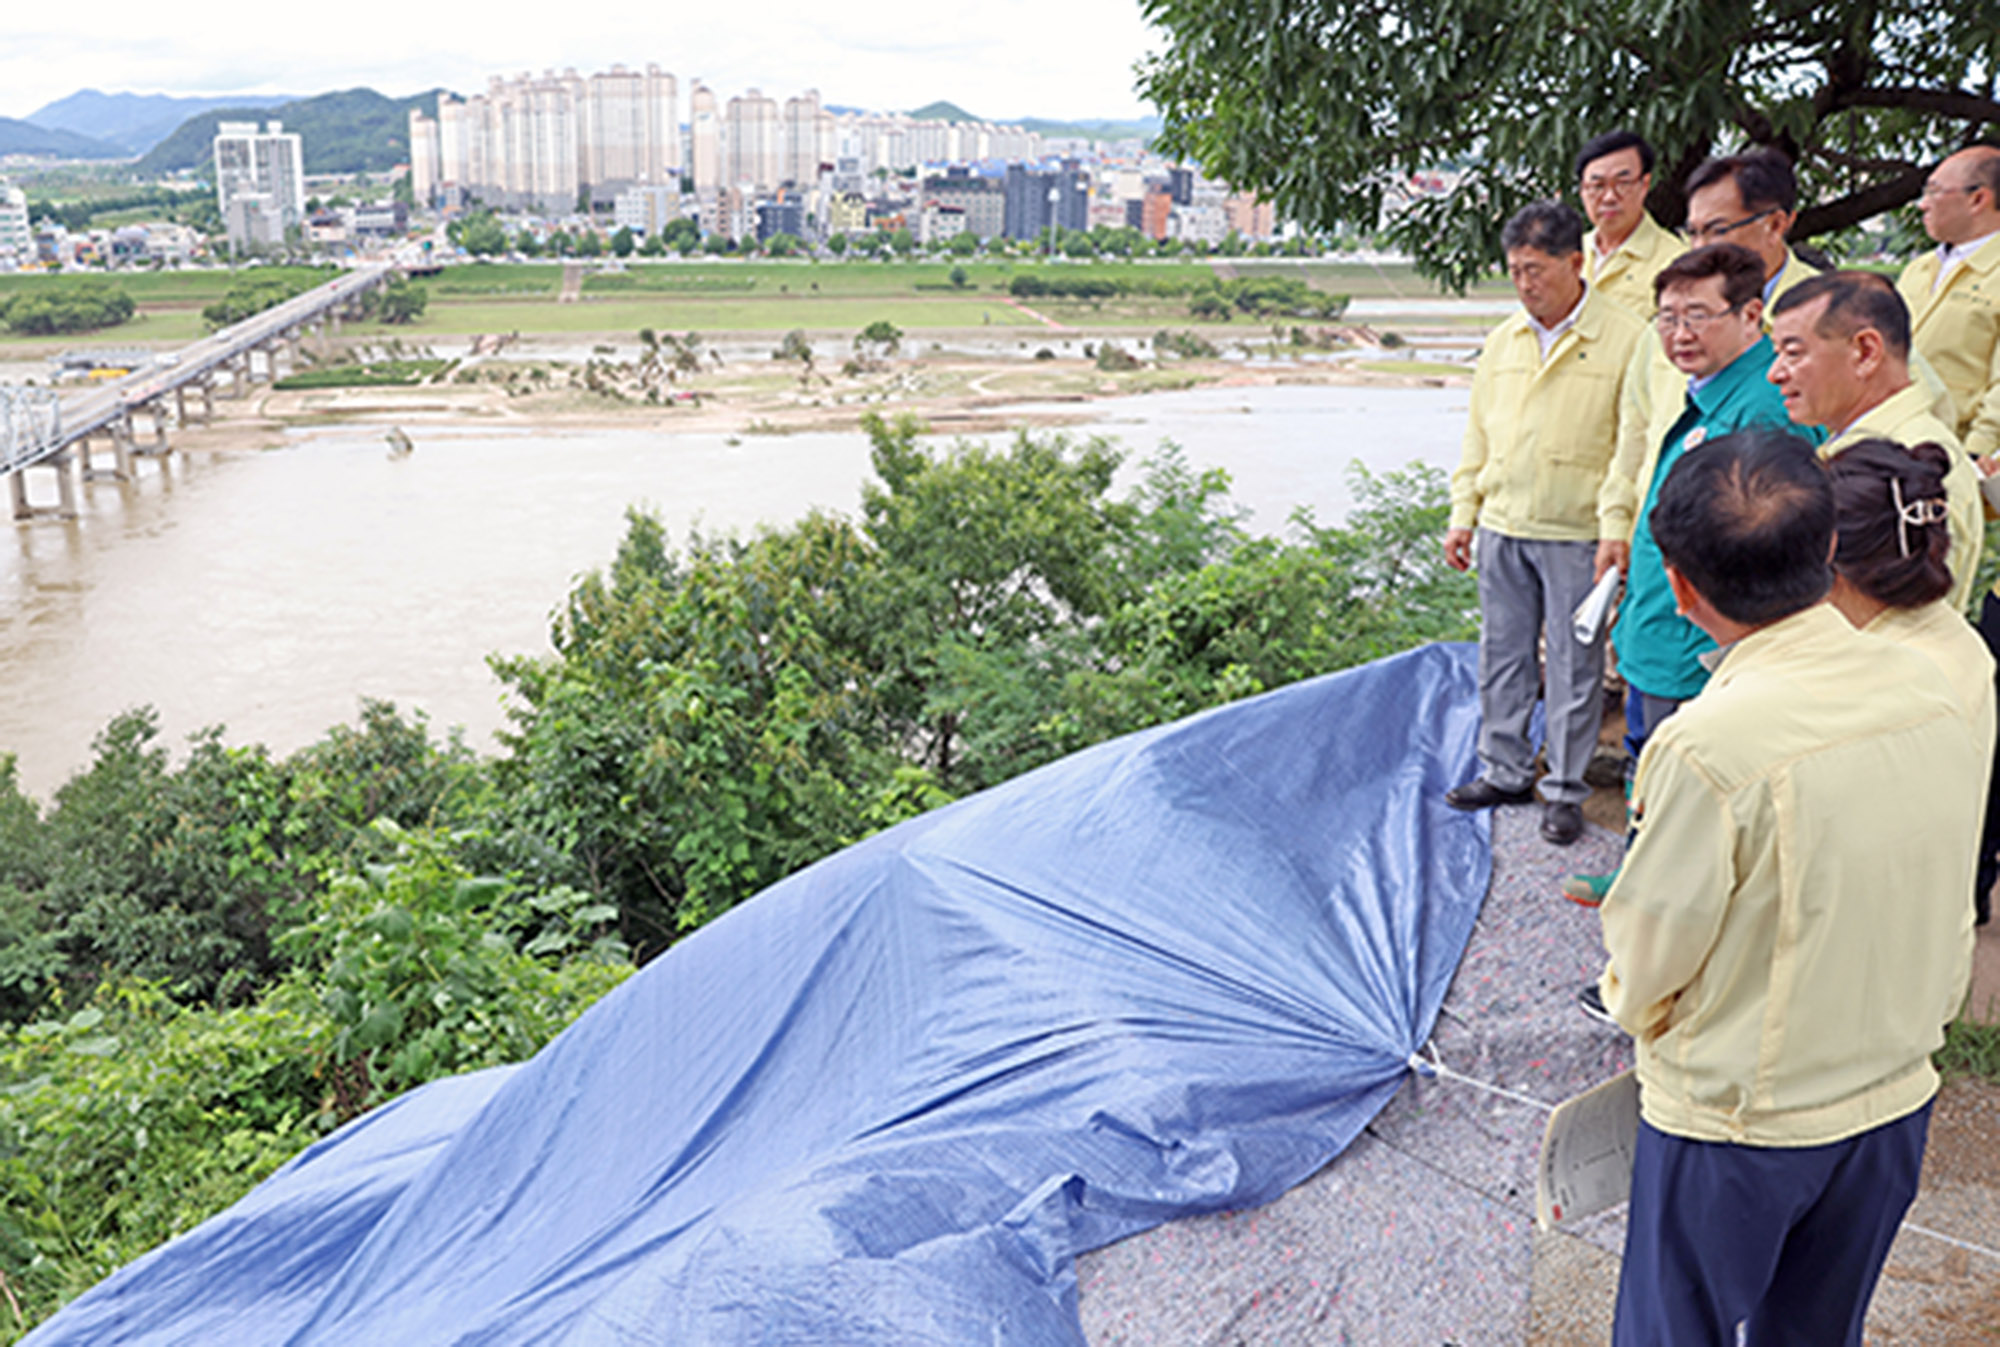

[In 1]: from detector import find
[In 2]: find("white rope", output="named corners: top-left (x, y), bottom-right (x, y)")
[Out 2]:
top-left (1406, 1043), bottom-right (1555, 1113)
top-left (1406, 1041), bottom-right (2000, 1264)
top-left (1900, 1221), bottom-right (2000, 1263)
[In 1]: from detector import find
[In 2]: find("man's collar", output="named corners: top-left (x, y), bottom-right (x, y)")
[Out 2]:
top-left (1688, 332), bottom-right (1774, 407)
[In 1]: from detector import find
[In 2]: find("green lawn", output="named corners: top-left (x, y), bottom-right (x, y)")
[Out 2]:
top-left (0, 259), bottom-right (1505, 349)
top-left (346, 294), bottom-right (1049, 337)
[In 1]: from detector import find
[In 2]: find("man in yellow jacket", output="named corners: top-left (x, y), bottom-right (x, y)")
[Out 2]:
top-left (1897, 146), bottom-right (2000, 457)
top-left (1597, 426), bottom-right (1977, 1346)
top-left (1444, 201), bottom-right (1647, 845)
top-left (1575, 130), bottom-right (1683, 318)
top-left (1898, 146), bottom-right (2000, 922)
top-left (1768, 272), bottom-right (1983, 613)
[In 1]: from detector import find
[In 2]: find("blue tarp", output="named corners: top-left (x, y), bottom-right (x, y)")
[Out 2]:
top-left (27, 642), bottom-right (1493, 1346)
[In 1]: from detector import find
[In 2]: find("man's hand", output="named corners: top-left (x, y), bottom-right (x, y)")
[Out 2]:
top-left (1443, 527), bottom-right (1475, 572)
top-left (1594, 539), bottom-right (1629, 582)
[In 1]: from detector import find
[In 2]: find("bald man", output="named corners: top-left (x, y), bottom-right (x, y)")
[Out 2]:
top-left (1898, 146), bottom-right (2000, 458)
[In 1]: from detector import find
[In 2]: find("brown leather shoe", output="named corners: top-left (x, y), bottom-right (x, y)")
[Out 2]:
top-left (1540, 801), bottom-right (1585, 845)
top-left (1444, 778), bottom-right (1537, 810)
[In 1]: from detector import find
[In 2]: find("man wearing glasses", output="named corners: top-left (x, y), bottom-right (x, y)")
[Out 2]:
top-left (1575, 130), bottom-right (1684, 318)
top-left (1444, 202), bottom-right (1647, 846)
top-left (1897, 147), bottom-right (2000, 459)
top-left (1681, 151), bottom-right (1817, 310)
top-left (1562, 245), bottom-right (1795, 908)
top-left (1899, 148), bottom-right (2000, 925)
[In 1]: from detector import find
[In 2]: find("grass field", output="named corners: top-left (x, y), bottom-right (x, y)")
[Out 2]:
top-left (0, 259), bottom-right (1506, 351)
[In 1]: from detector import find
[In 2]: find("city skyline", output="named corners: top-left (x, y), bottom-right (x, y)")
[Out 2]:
top-left (6, 0), bottom-right (1161, 125)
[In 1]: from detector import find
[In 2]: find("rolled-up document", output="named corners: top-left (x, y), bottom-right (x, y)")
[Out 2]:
top-left (1573, 566), bottom-right (1622, 645)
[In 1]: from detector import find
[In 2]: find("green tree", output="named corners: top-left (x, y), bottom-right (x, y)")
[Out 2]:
top-left (611, 226), bottom-right (636, 258)
top-left (1139, 0), bottom-right (2000, 288)
top-left (515, 229), bottom-right (543, 257)
top-left (451, 211), bottom-right (508, 257)
top-left (366, 277), bottom-right (428, 325)
top-left (199, 269), bottom-right (327, 331)
top-left (888, 227), bottom-right (915, 256)
top-left (826, 231), bottom-right (850, 255)
top-left (1, 280), bottom-right (136, 336)
top-left (855, 319), bottom-right (903, 357)
top-left (660, 217), bottom-right (700, 255)
top-left (576, 230), bottom-right (603, 258)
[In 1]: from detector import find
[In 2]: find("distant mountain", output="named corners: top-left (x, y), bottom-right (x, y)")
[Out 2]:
top-left (136, 88), bottom-right (448, 177)
top-left (27, 89), bottom-right (295, 156)
top-left (1019, 115), bottom-right (1161, 143)
top-left (906, 100), bottom-right (980, 124)
top-left (0, 116), bottom-right (124, 161)
top-left (903, 100), bottom-right (1159, 143)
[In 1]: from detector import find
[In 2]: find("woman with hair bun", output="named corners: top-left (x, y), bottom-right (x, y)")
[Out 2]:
top-left (1828, 438), bottom-right (1997, 914)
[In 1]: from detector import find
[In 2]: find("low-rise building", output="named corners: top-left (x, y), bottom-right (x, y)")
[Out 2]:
top-left (918, 201), bottom-right (966, 245)
top-left (614, 184), bottom-right (681, 237)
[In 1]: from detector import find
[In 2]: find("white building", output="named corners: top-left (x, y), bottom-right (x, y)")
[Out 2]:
top-left (614, 184), bottom-right (682, 237)
top-left (689, 83), bottom-right (721, 194)
top-left (214, 121), bottom-right (306, 249)
top-left (0, 178), bottom-right (29, 269)
top-left (725, 89), bottom-right (780, 193)
top-left (409, 109), bottom-right (440, 206)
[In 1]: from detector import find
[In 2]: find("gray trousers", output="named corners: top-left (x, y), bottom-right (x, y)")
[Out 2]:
top-left (1473, 529), bottom-right (1605, 805)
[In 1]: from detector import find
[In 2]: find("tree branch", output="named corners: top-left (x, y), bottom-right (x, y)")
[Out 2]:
top-left (1792, 164), bottom-right (1927, 238)
top-left (1829, 86), bottom-right (2000, 124)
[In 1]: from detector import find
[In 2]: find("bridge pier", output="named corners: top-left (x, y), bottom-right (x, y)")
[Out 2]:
top-left (230, 355), bottom-right (249, 399)
top-left (10, 451), bottom-right (78, 520)
top-left (77, 424), bottom-right (134, 482)
top-left (139, 403), bottom-right (171, 456)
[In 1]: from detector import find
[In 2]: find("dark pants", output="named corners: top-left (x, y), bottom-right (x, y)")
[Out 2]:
top-left (1974, 592), bottom-right (2000, 923)
top-left (1621, 685), bottom-right (1685, 787)
top-left (1612, 1102), bottom-right (1931, 1347)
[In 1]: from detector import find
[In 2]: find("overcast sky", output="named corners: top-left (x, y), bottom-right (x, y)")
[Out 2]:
top-left (8, 0), bottom-right (1164, 123)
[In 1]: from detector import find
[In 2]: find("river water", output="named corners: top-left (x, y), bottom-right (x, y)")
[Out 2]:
top-left (0, 383), bottom-right (1467, 800)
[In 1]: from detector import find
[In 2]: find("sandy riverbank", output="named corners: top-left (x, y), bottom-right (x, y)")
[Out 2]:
top-left (157, 343), bottom-right (1474, 453)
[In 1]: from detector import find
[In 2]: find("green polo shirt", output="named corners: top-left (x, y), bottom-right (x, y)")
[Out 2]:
top-left (1613, 334), bottom-right (1794, 699)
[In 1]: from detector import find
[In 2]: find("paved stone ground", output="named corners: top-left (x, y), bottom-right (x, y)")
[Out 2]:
top-left (1077, 805), bottom-right (2000, 1344)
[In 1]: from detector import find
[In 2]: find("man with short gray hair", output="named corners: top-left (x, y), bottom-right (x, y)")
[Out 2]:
top-left (1444, 201), bottom-right (1647, 845)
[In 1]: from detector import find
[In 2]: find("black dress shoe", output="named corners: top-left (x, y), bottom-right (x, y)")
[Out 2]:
top-left (1541, 801), bottom-right (1585, 845)
top-left (1577, 982), bottom-right (1620, 1028)
top-left (1444, 778), bottom-right (1537, 810)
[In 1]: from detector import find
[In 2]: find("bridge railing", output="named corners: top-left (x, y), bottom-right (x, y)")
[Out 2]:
top-left (1, 386), bottom-right (62, 476)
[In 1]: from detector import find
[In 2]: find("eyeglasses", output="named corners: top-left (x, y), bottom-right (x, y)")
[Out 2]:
top-left (1682, 208), bottom-right (1776, 243)
top-left (1581, 172), bottom-right (1644, 198)
top-left (1919, 182), bottom-right (1979, 202)
top-left (1654, 305), bottom-right (1741, 334)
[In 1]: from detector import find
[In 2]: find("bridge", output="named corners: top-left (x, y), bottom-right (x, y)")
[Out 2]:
top-left (3, 263), bottom-right (395, 519)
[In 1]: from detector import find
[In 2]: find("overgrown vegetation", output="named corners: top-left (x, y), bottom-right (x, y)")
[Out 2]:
top-left (273, 358), bottom-right (449, 390)
top-left (0, 424), bottom-right (1477, 1338)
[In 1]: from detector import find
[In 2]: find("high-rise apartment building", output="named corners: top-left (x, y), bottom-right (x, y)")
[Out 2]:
top-left (688, 83), bottom-right (721, 193)
top-left (213, 121), bottom-right (305, 248)
top-left (426, 66), bottom-right (680, 212)
top-left (0, 179), bottom-right (29, 267)
top-left (409, 110), bottom-right (440, 206)
top-left (725, 89), bottom-right (780, 191)
top-left (782, 90), bottom-right (833, 188)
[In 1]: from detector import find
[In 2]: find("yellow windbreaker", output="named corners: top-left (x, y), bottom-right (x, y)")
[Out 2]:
top-left (1898, 234), bottom-right (2000, 458)
top-left (1449, 288), bottom-right (1647, 540)
top-left (1585, 213), bottom-right (1686, 319)
top-left (1602, 604), bottom-right (1978, 1145)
